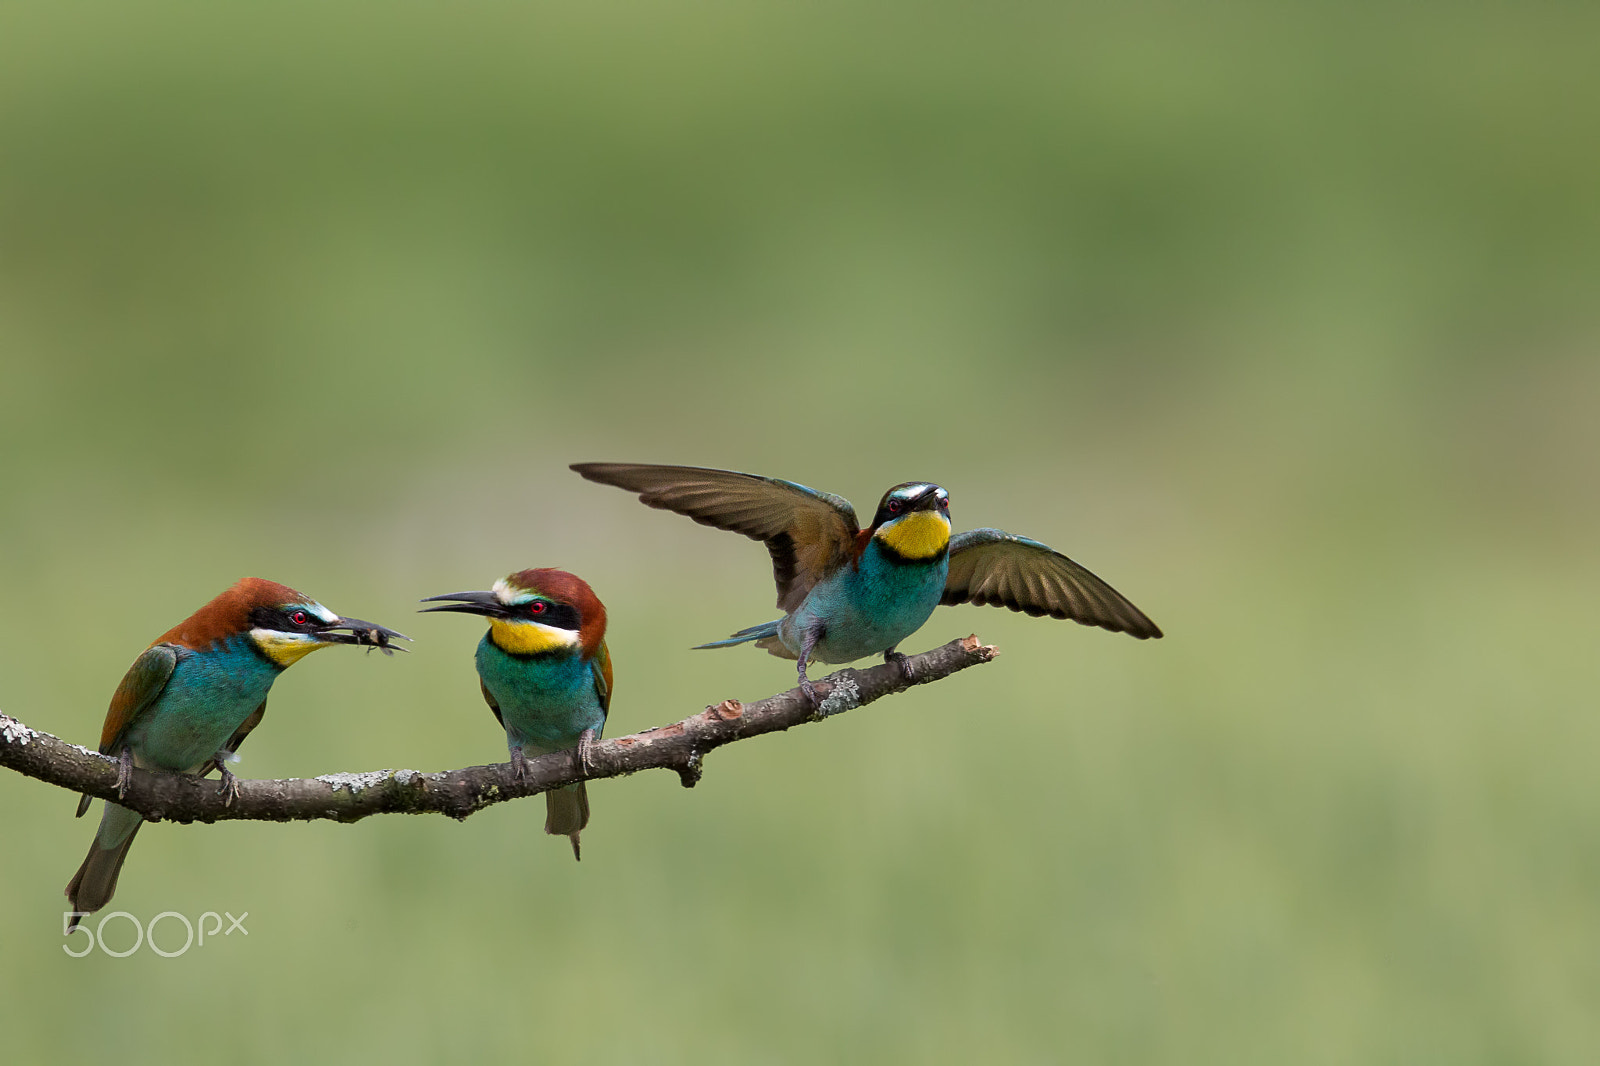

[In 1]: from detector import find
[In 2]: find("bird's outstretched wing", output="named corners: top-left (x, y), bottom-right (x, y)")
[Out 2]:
top-left (572, 463), bottom-right (861, 612)
top-left (99, 644), bottom-right (180, 754)
top-left (944, 529), bottom-right (1163, 639)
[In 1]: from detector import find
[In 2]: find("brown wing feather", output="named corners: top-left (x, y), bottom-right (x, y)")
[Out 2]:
top-left (480, 679), bottom-right (506, 730)
top-left (592, 641), bottom-right (613, 716)
top-left (572, 463), bottom-right (860, 612)
top-left (944, 529), bottom-right (1162, 639)
top-left (99, 644), bottom-right (179, 754)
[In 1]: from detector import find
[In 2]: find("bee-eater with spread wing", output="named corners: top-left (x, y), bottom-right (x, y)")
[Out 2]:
top-left (572, 463), bottom-right (1160, 703)
top-left (66, 578), bottom-right (408, 925)
top-left (421, 569), bottom-right (612, 860)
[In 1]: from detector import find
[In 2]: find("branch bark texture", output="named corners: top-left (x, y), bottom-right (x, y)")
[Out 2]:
top-left (1, 636), bottom-right (997, 825)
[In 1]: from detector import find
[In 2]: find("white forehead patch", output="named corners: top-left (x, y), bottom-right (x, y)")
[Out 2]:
top-left (304, 602), bottom-right (339, 624)
top-left (492, 578), bottom-right (536, 606)
top-left (895, 483), bottom-right (939, 501)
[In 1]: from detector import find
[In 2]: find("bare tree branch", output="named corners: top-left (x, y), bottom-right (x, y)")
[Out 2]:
top-left (1, 636), bottom-right (998, 824)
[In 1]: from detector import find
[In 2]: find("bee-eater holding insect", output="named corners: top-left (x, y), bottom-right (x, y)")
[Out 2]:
top-left (66, 578), bottom-right (408, 926)
top-left (572, 463), bottom-right (1161, 704)
top-left (420, 569), bottom-right (612, 860)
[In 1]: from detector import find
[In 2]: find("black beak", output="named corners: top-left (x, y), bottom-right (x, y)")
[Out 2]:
top-left (419, 590), bottom-right (506, 619)
top-left (912, 489), bottom-right (944, 512)
top-left (319, 616), bottom-right (411, 655)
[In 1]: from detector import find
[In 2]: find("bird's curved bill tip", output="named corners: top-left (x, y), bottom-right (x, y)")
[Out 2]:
top-left (324, 617), bottom-right (411, 654)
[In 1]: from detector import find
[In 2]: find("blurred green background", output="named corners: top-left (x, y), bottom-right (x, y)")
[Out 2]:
top-left (2, 1), bottom-right (1598, 1062)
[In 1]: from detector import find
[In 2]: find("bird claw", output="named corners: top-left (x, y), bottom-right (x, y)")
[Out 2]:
top-left (217, 767), bottom-right (241, 807)
top-left (797, 634), bottom-right (823, 716)
top-left (577, 729), bottom-right (597, 779)
top-left (510, 746), bottom-right (529, 785)
top-left (115, 748), bottom-right (133, 800)
top-left (885, 650), bottom-right (916, 684)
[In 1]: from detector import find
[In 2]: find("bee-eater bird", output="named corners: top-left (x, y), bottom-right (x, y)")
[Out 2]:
top-left (420, 569), bottom-right (612, 860)
top-left (572, 463), bottom-right (1161, 703)
top-left (65, 578), bottom-right (408, 926)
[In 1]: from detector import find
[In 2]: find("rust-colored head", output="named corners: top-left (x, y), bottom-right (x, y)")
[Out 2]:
top-left (154, 578), bottom-right (321, 650)
top-left (421, 568), bottom-right (607, 660)
top-left (495, 568), bottom-right (607, 659)
top-left (153, 578), bottom-right (409, 660)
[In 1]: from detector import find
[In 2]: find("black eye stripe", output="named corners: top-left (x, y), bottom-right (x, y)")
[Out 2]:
top-left (249, 605), bottom-right (319, 631)
top-left (520, 601), bottom-right (582, 631)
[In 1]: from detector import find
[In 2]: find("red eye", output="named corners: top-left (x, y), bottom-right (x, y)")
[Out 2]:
top-left (291, 610), bottom-right (308, 626)
top-left (939, 497), bottom-right (949, 509)
top-left (529, 602), bottom-right (546, 615)
top-left (887, 500), bottom-right (902, 514)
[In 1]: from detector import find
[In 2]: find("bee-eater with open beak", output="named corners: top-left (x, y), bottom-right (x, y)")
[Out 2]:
top-left (572, 463), bottom-right (1161, 704)
top-left (65, 578), bottom-right (408, 926)
top-left (420, 569), bottom-right (612, 860)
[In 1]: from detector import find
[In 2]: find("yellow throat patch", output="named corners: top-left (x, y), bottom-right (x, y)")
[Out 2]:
top-left (877, 511), bottom-right (951, 560)
top-left (489, 618), bottom-right (578, 656)
top-left (251, 630), bottom-right (325, 667)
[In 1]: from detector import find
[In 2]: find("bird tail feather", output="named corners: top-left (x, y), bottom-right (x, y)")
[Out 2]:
top-left (65, 802), bottom-right (144, 926)
top-left (692, 619), bottom-right (783, 650)
top-left (545, 782), bottom-right (589, 862)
